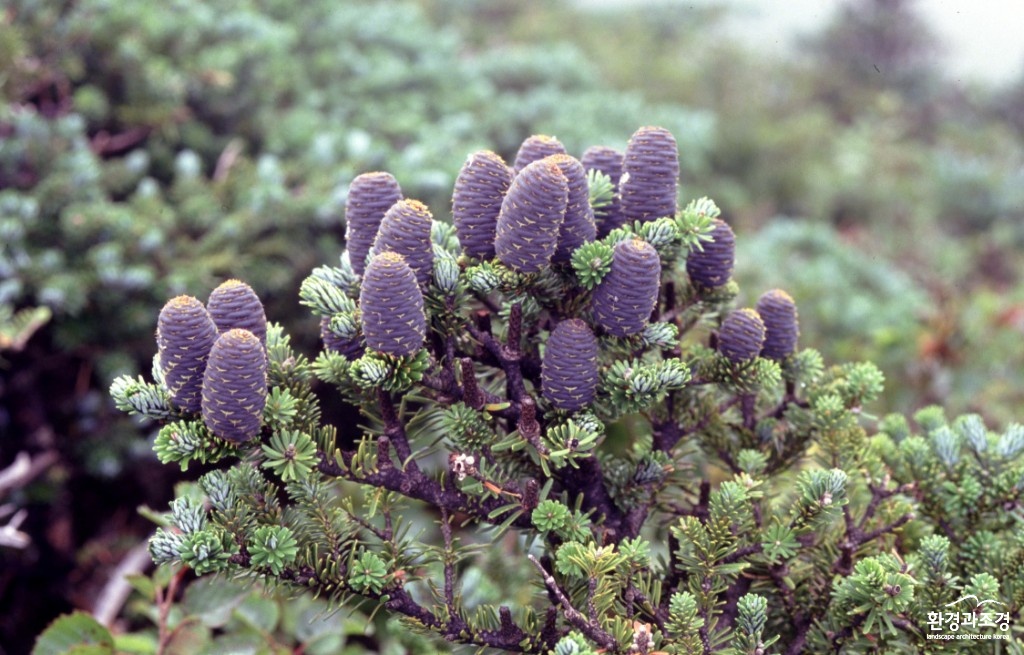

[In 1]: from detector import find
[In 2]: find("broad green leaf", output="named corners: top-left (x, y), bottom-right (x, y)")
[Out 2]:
top-left (32, 612), bottom-right (115, 655)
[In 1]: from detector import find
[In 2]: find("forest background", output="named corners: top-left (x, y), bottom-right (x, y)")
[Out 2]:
top-left (2, 0), bottom-right (1024, 652)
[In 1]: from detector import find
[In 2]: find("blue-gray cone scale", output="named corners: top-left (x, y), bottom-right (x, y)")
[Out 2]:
top-left (494, 159), bottom-right (568, 273)
top-left (201, 328), bottom-right (268, 442)
top-left (371, 198), bottom-right (435, 290)
top-left (547, 154), bottom-right (596, 263)
top-left (686, 218), bottom-right (735, 289)
top-left (619, 126), bottom-right (679, 224)
top-left (452, 150), bottom-right (514, 260)
top-left (756, 289), bottom-right (800, 360)
top-left (542, 319), bottom-right (599, 412)
top-left (719, 308), bottom-right (766, 363)
top-left (591, 238), bottom-right (661, 337)
top-left (207, 279), bottom-right (267, 346)
top-left (157, 295), bottom-right (219, 413)
top-left (359, 252), bottom-right (427, 356)
top-left (513, 134), bottom-right (567, 174)
top-left (345, 172), bottom-right (403, 278)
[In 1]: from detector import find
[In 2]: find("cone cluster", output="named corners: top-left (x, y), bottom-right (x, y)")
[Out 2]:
top-left (619, 126), bottom-right (679, 224)
top-left (494, 159), bottom-right (569, 273)
top-left (548, 154), bottom-right (596, 263)
top-left (207, 279), bottom-right (267, 346)
top-left (718, 308), bottom-right (766, 363)
top-left (157, 295), bottom-right (220, 412)
top-left (512, 134), bottom-right (567, 173)
top-left (756, 289), bottom-right (800, 360)
top-left (452, 150), bottom-right (514, 260)
top-left (542, 319), bottom-right (599, 412)
top-left (581, 145), bottom-right (624, 236)
top-left (591, 238), bottom-right (661, 337)
top-left (686, 218), bottom-right (735, 289)
top-left (359, 252), bottom-right (427, 356)
top-left (371, 198), bottom-right (435, 289)
top-left (201, 328), bottom-right (268, 442)
top-left (345, 172), bottom-right (403, 277)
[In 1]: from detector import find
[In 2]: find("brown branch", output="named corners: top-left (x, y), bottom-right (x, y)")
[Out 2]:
top-left (527, 555), bottom-right (618, 652)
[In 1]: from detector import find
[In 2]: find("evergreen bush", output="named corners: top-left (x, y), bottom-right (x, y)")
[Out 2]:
top-left (96, 126), bottom-right (1024, 653)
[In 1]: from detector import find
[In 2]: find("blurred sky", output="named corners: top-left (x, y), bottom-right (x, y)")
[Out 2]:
top-left (577, 0), bottom-right (1024, 85)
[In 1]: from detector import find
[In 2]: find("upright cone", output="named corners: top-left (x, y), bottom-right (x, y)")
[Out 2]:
top-left (619, 126), bottom-right (679, 224)
top-left (756, 289), bottom-right (799, 360)
top-left (512, 134), bottom-right (567, 174)
top-left (591, 238), bottom-right (661, 337)
top-left (542, 319), bottom-right (599, 412)
top-left (452, 150), bottom-right (514, 260)
top-left (157, 295), bottom-right (219, 413)
top-left (359, 252), bottom-right (427, 356)
top-left (201, 328), bottom-right (268, 442)
top-left (344, 172), bottom-right (402, 277)
top-left (371, 198), bottom-right (435, 289)
top-left (207, 279), bottom-right (267, 346)
top-left (547, 154), bottom-right (596, 262)
top-left (494, 159), bottom-right (568, 273)
top-left (686, 218), bottom-right (735, 289)
top-left (718, 308), bottom-right (766, 363)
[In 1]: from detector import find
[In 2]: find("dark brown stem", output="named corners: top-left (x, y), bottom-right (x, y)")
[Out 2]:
top-left (318, 451), bottom-right (533, 531)
top-left (527, 555), bottom-right (618, 652)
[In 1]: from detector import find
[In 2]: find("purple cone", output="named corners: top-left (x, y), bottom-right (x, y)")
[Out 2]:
top-left (686, 218), bottom-right (735, 289)
top-left (359, 252), bottom-right (427, 356)
top-left (201, 328), bottom-right (268, 442)
top-left (581, 145), bottom-right (625, 236)
top-left (157, 295), bottom-right (219, 413)
top-left (207, 279), bottom-right (267, 346)
top-left (756, 289), bottom-right (799, 360)
top-left (547, 154), bottom-right (596, 263)
top-left (718, 308), bottom-right (766, 363)
top-left (513, 134), bottom-right (567, 174)
top-left (452, 150), bottom-right (514, 260)
top-left (494, 159), bottom-right (568, 273)
top-left (542, 319), bottom-right (599, 412)
top-left (371, 198), bottom-right (435, 290)
top-left (345, 172), bottom-right (402, 278)
top-left (619, 126), bottom-right (679, 224)
top-left (591, 238), bottom-right (661, 337)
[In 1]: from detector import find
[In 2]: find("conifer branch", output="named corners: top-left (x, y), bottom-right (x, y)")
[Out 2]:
top-left (528, 554), bottom-right (618, 652)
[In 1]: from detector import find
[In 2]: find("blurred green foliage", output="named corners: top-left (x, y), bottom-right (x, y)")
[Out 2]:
top-left (436, 0), bottom-right (1024, 424)
top-left (5, 0), bottom-right (1024, 651)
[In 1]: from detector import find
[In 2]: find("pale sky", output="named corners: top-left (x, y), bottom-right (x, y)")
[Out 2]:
top-left (577, 0), bottom-right (1024, 85)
